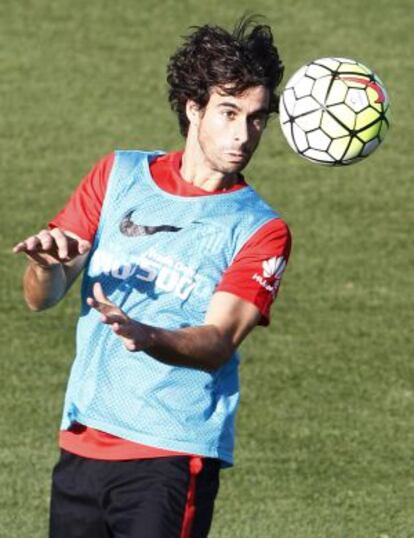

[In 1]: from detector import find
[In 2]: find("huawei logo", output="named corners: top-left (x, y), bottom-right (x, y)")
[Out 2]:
top-left (252, 256), bottom-right (287, 295)
top-left (120, 211), bottom-right (182, 237)
top-left (262, 256), bottom-right (286, 279)
top-left (336, 76), bottom-right (386, 103)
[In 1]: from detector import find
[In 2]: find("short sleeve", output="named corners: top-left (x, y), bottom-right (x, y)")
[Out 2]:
top-left (215, 218), bottom-right (292, 325)
top-left (48, 153), bottom-right (114, 243)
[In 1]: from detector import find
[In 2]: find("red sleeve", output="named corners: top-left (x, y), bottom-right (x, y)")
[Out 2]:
top-left (215, 218), bottom-right (292, 326)
top-left (48, 153), bottom-right (115, 243)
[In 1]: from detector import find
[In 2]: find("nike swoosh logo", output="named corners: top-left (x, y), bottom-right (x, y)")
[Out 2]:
top-left (336, 76), bottom-right (386, 103)
top-left (120, 211), bottom-right (182, 237)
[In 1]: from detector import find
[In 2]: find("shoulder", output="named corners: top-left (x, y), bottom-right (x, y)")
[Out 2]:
top-left (242, 217), bottom-right (292, 256)
top-left (216, 217), bottom-right (292, 326)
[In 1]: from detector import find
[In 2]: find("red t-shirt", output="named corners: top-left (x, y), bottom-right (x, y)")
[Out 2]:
top-left (50, 150), bottom-right (292, 460)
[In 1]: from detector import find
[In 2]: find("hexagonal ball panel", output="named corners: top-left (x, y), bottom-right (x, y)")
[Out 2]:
top-left (326, 79), bottom-right (348, 106)
top-left (327, 104), bottom-right (356, 130)
top-left (312, 76), bottom-right (332, 105)
top-left (293, 75), bottom-right (315, 99)
top-left (346, 88), bottom-right (369, 112)
top-left (293, 96), bottom-right (321, 117)
top-left (295, 110), bottom-right (323, 132)
top-left (361, 137), bottom-right (380, 156)
top-left (285, 65), bottom-right (308, 90)
top-left (292, 123), bottom-right (309, 152)
top-left (314, 58), bottom-right (341, 71)
top-left (280, 88), bottom-right (296, 116)
top-left (304, 148), bottom-right (335, 163)
top-left (306, 63), bottom-right (332, 79)
top-left (328, 136), bottom-right (351, 160)
top-left (321, 111), bottom-right (350, 138)
top-left (308, 129), bottom-right (331, 151)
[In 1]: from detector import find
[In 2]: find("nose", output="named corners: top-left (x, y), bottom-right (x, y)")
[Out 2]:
top-left (233, 118), bottom-right (249, 146)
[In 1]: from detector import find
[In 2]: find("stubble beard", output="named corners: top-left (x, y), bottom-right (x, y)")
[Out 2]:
top-left (198, 135), bottom-right (252, 177)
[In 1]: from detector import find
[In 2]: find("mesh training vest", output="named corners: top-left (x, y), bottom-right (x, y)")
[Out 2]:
top-left (61, 150), bottom-right (279, 465)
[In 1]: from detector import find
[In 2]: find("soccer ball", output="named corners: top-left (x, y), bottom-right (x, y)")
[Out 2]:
top-left (279, 57), bottom-right (390, 165)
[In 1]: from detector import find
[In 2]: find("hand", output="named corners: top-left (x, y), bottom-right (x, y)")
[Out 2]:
top-left (86, 282), bottom-right (152, 352)
top-left (13, 228), bottom-right (91, 268)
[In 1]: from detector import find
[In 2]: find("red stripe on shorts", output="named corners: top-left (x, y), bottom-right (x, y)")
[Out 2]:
top-left (180, 456), bottom-right (204, 538)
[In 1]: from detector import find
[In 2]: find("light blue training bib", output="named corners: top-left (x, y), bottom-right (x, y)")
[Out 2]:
top-left (61, 150), bottom-right (279, 465)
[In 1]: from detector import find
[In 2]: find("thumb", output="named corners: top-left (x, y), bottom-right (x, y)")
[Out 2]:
top-left (93, 282), bottom-right (112, 305)
top-left (78, 239), bottom-right (91, 255)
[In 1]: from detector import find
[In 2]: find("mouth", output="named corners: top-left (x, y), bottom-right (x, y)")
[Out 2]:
top-left (224, 151), bottom-right (248, 163)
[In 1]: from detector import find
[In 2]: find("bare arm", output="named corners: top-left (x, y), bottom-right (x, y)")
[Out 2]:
top-left (13, 228), bottom-right (91, 311)
top-left (87, 283), bottom-right (262, 371)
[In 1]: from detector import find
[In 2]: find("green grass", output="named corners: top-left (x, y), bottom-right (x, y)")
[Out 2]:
top-left (1, 0), bottom-right (413, 536)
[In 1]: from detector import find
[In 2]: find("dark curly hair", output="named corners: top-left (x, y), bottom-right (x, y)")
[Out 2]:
top-left (167, 16), bottom-right (284, 137)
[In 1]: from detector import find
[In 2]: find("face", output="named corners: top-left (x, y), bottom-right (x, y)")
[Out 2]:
top-left (188, 85), bottom-right (270, 175)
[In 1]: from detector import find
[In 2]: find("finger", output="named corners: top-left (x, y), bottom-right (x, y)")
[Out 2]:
top-left (77, 239), bottom-right (91, 255)
top-left (101, 312), bottom-right (128, 325)
top-left (13, 243), bottom-right (36, 255)
top-left (49, 228), bottom-right (69, 259)
top-left (86, 296), bottom-right (112, 314)
top-left (112, 322), bottom-right (127, 334)
top-left (13, 232), bottom-right (54, 255)
top-left (64, 235), bottom-right (90, 258)
top-left (37, 229), bottom-right (54, 251)
top-left (86, 294), bottom-right (125, 321)
top-left (45, 228), bottom-right (91, 258)
top-left (124, 340), bottom-right (137, 351)
top-left (92, 282), bottom-right (113, 306)
top-left (86, 296), bottom-right (98, 308)
top-left (112, 320), bottom-right (133, 335)
top-left (23, 235), bottom-right (42, 252)
top-left (13, 241), bottom-right (30, 254)
top-left (112, 326), bottom-right (137, 351)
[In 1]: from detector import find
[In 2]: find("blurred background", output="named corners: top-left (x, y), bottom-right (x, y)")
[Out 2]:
top-left (1, 0), bottom-right (413, 536)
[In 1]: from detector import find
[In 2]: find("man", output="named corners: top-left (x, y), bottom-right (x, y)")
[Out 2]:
top-left (14, 17), bottom-right (291, 538)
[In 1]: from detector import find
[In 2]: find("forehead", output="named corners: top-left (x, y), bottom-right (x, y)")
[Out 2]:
top-left (207, 85), bottom-right (270, 111)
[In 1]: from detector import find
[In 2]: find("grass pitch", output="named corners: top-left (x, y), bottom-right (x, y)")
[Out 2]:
top-left (1, 1), bottom-right (413, 536)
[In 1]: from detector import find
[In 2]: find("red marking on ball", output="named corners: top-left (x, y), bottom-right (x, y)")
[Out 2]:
top-left (337, 76), bottom-right (385, 103)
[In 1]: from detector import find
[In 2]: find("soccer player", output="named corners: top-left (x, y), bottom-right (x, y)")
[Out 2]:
top-left (14, 17), bottom-right (291, 538)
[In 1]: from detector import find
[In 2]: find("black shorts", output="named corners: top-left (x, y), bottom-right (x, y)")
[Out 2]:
top-left (49, 450), bottom-right (220, 538)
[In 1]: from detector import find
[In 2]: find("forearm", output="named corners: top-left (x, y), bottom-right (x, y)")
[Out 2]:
top-left (15, 228), bottom-right (90, 311)
top-left (87, 285), bottom-right (258, 371)
top-left (143, 323), bottom-right (234, 371)
top-left (23, 262), bottom-right (67, 311)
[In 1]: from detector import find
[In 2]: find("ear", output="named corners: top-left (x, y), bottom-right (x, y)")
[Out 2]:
top-left (185, 99), bottom-right (201, 127)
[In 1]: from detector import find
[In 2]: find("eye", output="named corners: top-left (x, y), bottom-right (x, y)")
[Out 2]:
top-left (250, 115), bottom-right (268, 130)
top-left (223, 109), bottom-right (236, 120)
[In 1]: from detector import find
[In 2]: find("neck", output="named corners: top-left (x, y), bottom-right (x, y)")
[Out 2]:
top-left (180, 136), bottom-right (240, 192)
